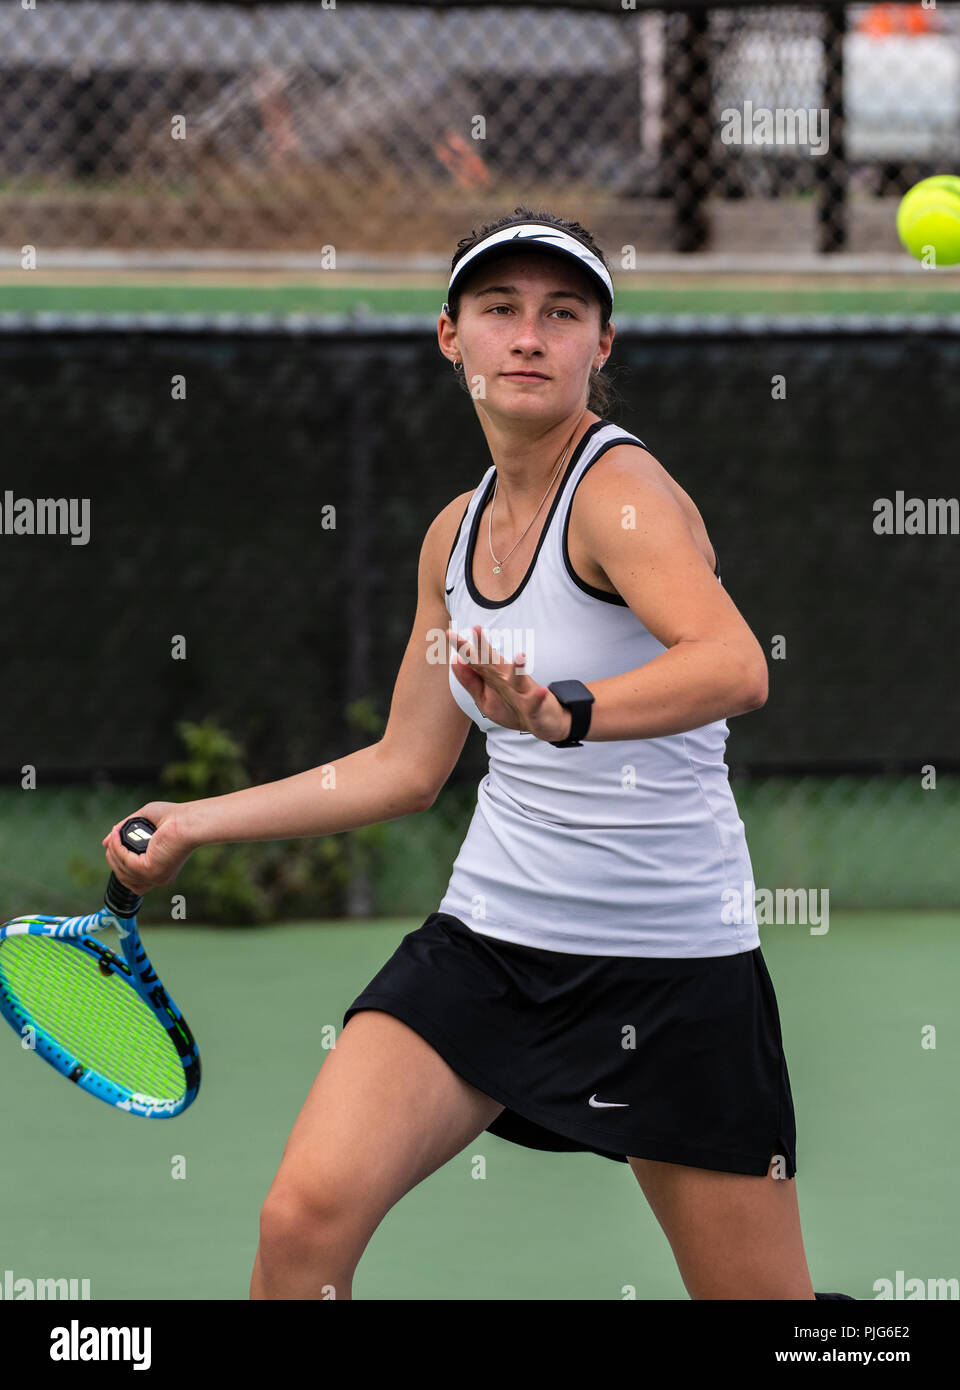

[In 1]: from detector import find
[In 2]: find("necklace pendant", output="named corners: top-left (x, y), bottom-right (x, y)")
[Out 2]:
top-left (492, 563), bottom-right (502, 574)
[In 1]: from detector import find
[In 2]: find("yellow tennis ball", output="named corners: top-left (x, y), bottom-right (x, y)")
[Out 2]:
top-left (896, 175), bottom-right (960, 266)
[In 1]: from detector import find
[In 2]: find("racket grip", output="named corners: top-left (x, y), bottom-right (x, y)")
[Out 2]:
top-left (104, 817), bottom-right (157, 919)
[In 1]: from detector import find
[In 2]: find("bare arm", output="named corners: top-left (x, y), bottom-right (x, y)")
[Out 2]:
top-left (177, 500), bottom-right (472, 848)
top-left (573, 448), bottom-right (768, 741)
top-left (103, 498), bottom-right (473, 890)
top-left (176, 741), bottom-right (426, 850)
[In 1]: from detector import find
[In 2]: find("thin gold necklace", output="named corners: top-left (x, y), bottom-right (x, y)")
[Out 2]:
top-left (488, 411), bottom-right (586, 575)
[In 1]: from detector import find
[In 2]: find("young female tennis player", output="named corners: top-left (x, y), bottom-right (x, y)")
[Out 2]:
top-left (104, 207), bottom-right (853, 1302)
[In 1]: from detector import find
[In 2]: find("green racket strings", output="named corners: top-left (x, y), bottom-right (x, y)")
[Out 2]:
top-left (0, 934), bottom-right (185, 1101)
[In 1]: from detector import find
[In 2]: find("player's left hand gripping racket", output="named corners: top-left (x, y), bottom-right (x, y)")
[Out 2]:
top-left (0, 816), bottom-right (200, 1117)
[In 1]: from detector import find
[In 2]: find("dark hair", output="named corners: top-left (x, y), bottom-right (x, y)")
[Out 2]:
top-left (445, 205), bottom-right (618, 420)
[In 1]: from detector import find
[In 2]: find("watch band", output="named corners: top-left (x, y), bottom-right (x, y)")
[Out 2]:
top-left (547, 679), bottom-right (595, 747)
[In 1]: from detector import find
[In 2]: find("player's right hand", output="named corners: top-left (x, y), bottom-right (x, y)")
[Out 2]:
top-left (101, 802), bottom-right (194, 895)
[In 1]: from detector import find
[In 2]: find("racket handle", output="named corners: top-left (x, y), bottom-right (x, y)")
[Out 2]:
top-left (104, 817), bottom-right (157, 919)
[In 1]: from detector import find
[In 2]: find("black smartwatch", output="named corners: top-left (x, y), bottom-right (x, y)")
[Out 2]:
top-left (547, 680), bottom-right (595, 747)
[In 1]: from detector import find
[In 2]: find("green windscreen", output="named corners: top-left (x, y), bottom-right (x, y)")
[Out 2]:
top-left (0, 935), bottom-right (185, 1101)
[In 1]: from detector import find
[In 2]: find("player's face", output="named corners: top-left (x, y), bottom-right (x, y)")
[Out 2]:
top-left (450, 254), bottom-right (612, 420)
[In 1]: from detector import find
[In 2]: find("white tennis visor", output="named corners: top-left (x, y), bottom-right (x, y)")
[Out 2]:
top-left (443, 222), bottom-right (614, 317)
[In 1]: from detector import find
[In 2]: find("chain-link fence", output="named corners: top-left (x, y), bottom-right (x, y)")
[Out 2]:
top-left (2, 1), bottom-right (959, 259)
top-left (4, 1), bottom-right (958, 920)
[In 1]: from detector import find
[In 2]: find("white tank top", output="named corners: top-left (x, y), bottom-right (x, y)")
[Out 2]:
top-left (437, 419), bottom-right (759, 958)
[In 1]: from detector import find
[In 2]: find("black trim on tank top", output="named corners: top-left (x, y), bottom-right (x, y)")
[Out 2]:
top-left (443, 502), bottom-right (470, 596)
top-left (562, 438), bottom-right (721, 604)
top-left (464, 419), bottom-right (608, 610)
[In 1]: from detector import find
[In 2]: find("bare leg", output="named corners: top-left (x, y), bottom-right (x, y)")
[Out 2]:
top-left (250, 1009), bottom-right (504, 1299)
top-left (628, 1155), bottom-right (816, 1299)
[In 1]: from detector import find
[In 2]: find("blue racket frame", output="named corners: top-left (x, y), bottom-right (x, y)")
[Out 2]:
top-left (0, 906), bottom-right (201, 1118)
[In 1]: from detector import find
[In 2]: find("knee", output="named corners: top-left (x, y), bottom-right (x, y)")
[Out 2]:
top-left (258, 1183), bottom-right (365, 1268)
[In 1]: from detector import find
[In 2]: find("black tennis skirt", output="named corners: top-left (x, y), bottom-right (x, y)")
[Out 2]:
top-left (343, 911), bottom-right (797, 1178)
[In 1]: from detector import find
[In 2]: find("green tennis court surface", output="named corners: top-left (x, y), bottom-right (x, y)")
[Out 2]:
top-left (0, 913), bottom-right (953, 1299)
top-left (3, 282), bottom-right (960, 317)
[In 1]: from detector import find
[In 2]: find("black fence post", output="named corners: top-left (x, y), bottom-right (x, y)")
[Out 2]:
top-left (817, 4), bottom-right (847, 253)
top-left (661, 7), bottom-right (713, 253)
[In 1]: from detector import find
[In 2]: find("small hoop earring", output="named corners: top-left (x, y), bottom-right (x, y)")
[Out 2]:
top-left (453, 359), bottom-right (463, 372)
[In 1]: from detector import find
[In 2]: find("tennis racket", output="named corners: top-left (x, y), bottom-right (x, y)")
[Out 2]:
top-left (0, 816), bottom-right (200, 1118)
